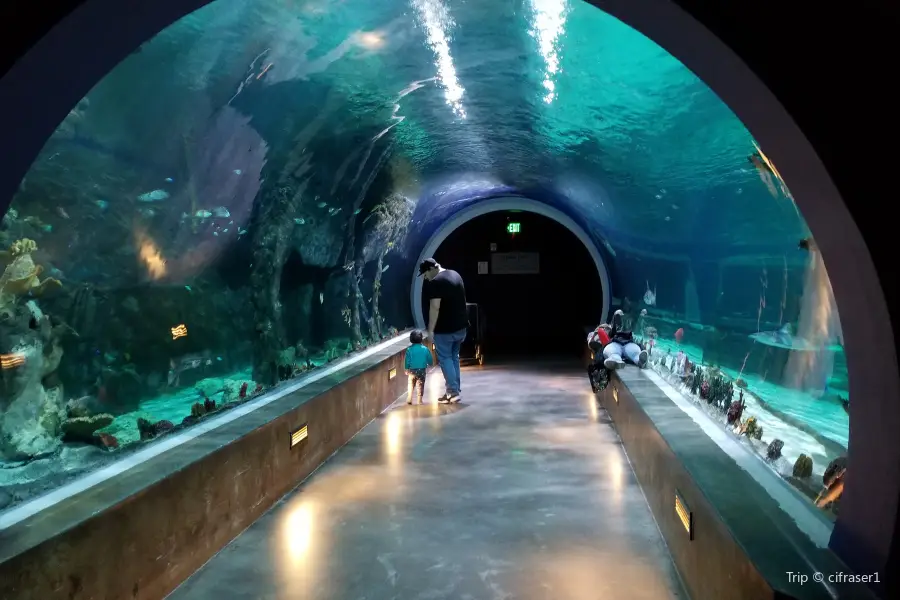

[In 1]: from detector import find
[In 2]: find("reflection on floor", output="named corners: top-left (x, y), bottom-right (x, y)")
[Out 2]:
top-left (168, 362), bottom-right (685, 600)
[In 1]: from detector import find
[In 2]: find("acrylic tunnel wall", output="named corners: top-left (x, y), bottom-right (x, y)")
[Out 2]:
top-left (0, 0), bottom-right (896, 581)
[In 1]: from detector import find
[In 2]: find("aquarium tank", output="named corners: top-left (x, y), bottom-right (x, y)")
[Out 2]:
top-left (0, 0), bottom-right (848, 521)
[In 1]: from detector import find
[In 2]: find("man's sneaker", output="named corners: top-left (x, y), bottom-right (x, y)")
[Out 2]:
top-left (604, 357), bottom-right (624, 370)
top-left (447, 392), bottom-right (461, 403)
top-left (637, 350), bottom-right (649, 368)
top-left (437, 394), bottom-right (451, 404)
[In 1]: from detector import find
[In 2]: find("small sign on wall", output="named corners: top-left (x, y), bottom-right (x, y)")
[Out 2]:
top-left (491, 252), bottom-right (540, 275)
top-left (477, 261), bottom-right (489, 275)
top-left (489, 243), bottom-right (497, 251)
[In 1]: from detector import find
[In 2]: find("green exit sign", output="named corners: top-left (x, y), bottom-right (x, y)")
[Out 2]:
top-left (507, 222), bottom-right (521, 234)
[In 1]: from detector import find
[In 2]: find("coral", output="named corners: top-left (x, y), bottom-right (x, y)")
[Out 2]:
top-left (726, 399), bottom-right (745, 425)
top-left (793, 454), bottom-right (814, 478)
top-left (0, 239), bottom-right (62, 316)
top-left (191, 402), bottom-right (206, 418)
top-left (239, 382), bottom-right (248, 399)
top-left (95, 432), bottom-right (119, 449)
top-left (0, 302), bottom-right (68, 459)
top-left (61, 413), bottom-right (114, 443)
top-left (65, 395), bottom-right (104, 419)
top-left (766, 439), bottom-right (784, 461)
top-left (137, 418), bottom-right (175, 441)
top-left (741, 416), bottom-right (762, 439)
top-left (203, 397), bottom-right (216, 413)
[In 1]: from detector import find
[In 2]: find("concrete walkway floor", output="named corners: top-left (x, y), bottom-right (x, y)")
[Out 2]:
top-left (168, 362), bottom-right (686, 600)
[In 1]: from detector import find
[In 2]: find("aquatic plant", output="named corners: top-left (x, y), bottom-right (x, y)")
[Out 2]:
top-left (323, 339), bottom-right (341, 361)
top-left (690, 368), bottom-right (704, 396)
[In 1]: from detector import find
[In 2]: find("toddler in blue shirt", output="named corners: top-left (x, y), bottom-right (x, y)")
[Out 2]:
top-left (405, 330), bottom-right (434, 404)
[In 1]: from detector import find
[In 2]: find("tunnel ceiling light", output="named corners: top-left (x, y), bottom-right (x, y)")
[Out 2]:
top-left (290, 423), bottom-right (309, 449)
top-left (675, 491), bottom-right (693, 540)
top-left (612, 385), bottom-right (619, 404)
top-left (389, 367), bottom-right (397, 380)
top-left (171, 324), bottom-right (188, 340)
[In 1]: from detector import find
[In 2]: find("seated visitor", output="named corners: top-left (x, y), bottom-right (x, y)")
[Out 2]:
top-left (404, 330), bottom-right (433, 405)
top-left (600, 310), bottom-right (648, 370)
top-left (587, 323), bottom-right (612, 392)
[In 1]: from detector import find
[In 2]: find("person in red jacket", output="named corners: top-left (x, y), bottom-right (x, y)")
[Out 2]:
top-left (587, 323), bottom-right (612, 391)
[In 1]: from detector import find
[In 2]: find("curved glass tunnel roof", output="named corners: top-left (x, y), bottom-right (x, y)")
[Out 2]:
top-left (10, 0), bottom-right (806, 264)
top-left (1, 0), bottom-right (847, 523)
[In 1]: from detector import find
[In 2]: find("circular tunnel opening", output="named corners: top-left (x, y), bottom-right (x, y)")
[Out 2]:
top-left (424, 210), bottom-right (604, 359)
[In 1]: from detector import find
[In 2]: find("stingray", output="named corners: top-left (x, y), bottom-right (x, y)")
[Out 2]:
top-left (749, 323), bottom-right (843, 352)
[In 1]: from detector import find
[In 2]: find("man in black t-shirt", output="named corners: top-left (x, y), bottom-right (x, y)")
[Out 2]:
top-left (419, 258), bottom-right (468, 403)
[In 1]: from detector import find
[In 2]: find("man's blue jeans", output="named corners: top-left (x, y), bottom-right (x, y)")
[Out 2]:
top-left (433, 328), bottom-right (467, 395)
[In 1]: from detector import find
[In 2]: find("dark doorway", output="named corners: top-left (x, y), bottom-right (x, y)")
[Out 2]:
top-left (427, 210), bottom-right (605, 359)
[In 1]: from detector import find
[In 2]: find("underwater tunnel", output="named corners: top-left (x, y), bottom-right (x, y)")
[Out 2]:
top-left (0, 0), bottom-right (898, 598)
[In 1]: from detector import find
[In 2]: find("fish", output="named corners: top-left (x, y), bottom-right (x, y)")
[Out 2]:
top-left (602, 239), bottom-right (616, 257)
top-left (748, 323), bottom-right (842, 351)
top-left (643, 281), bottom-right (657, 306)
top-left (194, 210), bottom-right (212, 218)
top-left (294, 218), bottom-right (306, 225)
top-left (185, 285), bottom-right (192, 292)
top-left (167, 352), bottom-right (211, 386)
top-left (57, 207), bottom-right (70, 219)
top-left (94, 200), bottom-right (109, 210)
top-left (674, 328), bottom-right (684, 344)
top-left (165, 177), bottom-right (174, 183)
top-left (330, 208), bottom-right (342, 216)
top-left (317, 202), bottom-right (327, 208)
top-left (212, 207), bottom-right (231, 218)
top-left (137, 189), bottom-right (170, 202)
top-left (138, 207), bottom-right (156, 218)
top-left (319, 292), bottom-right (324, 304)
top-left (233, 169), bottom-right (242, 175)
top-left (213, 231), bottom-right (219, 236)
top-left (381, 264), bottom-right (390, 273)
top-left (222, 228), bottom-right (229, 233)
top-left (353, 208), bottom-right (362, 215)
